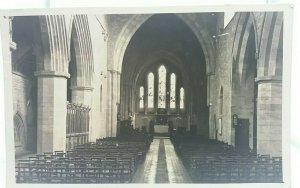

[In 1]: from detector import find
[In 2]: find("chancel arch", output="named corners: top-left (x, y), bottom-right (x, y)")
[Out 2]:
top-left (113, 13), bottom-right (216, 75)
top-left (120, 14), bottom-right (209, 137)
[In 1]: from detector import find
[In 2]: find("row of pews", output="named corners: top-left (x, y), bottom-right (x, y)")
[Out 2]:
top-left (172, 136), bottom-right (283, 183)
top-left (15, 134), bottom-right (149, 184)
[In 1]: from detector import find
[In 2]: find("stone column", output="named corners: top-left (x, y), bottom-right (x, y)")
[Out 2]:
top-left (35, 71), bottom-right (69, 154)
top-left (256, 76), bottom-right (282, 157)
top-left (106, 70), bottom-right (119, 137)
top-left (106, 71), bottom-right (112, 137)
top-left (207, 73), bottom-right (216, 139)
top-left (71, 86), bottom-right (93, 106)
top-left (111, 70), bottom-right (119, 137)
top-left (105, 70), bottom-right (120, 137)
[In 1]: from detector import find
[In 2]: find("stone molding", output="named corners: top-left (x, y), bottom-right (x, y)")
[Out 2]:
top-left (255, 75), bottom-right (282, 83)
top-left (70, 86), bottom-right (94, 91)
top-left (34, 71), bottom-right (70, 79)
top-left (107, 69), bottom-right (121, 75)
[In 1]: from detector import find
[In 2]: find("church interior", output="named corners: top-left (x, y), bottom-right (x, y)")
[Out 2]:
top-left (2, 12), bottom-right (283, 183)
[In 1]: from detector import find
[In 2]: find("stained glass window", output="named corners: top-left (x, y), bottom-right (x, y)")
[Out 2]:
top-left (170, 73), bottom-right (176, 109)
top-left (139, 86), bottom-right (144, 109)
top-left (158, 65), bottom-right (166, 108)
top-left (148, 72), bottom-right (154, 108)
top-left (180, 87), bottom-right (184, 109)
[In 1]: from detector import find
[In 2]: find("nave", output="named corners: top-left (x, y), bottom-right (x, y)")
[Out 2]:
top-left (3, 12), bottom-right (284, 184)
top-left (15, 136), bottom-right (192, 184)
top-left (15, 132), bottom-right (282, 184)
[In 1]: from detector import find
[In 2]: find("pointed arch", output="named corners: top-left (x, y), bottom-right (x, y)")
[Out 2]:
top-left (113, 14), bottom-right (215, 74)
top-left (139, 86), bottom-right (144, 109)
top-left (69, 15), bottom-right (94, 87)
top-left (180, 87), bottom-right (185, 109)
top-left (147, 72), bottom-right (154, 109)
top-left (170, 73), bottom-right (176, 109)
top-left (38, 15), bottom-right (69, 74)
top-left (13, 112), bottom-right (25, 148)
top-left (158, 65), bottom-right (167, 108)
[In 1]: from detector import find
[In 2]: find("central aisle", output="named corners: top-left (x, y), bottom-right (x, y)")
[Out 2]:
top-left (131, 138), bottom-right (192, 183)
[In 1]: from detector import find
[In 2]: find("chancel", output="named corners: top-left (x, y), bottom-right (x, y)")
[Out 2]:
top-left (1, 12), bottom-right (283, 184)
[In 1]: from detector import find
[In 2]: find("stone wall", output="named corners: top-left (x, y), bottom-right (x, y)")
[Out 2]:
top-left (88, 15), bottom-right (108, 140)
top-left (210, 14), bottom-right (239, 145)
top-left (12, 72), bottom-right (37, 152)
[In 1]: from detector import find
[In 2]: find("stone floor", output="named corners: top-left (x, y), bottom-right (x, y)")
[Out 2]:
top-left (131, 138), bottom-right (192, 183)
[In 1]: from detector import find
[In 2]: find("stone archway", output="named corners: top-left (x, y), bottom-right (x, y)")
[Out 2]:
top-left (112, 13), bottom-right (216, 75)
top-left (14, 113), bottom-right (26, 151)
top-left (68, 15), bottom-right (94, 105)
top-left (117, 13), bottom-right (210, 138)
top-left (231, 12), bottom-right (283, 157)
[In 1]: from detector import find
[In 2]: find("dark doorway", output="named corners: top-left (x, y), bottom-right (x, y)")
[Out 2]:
top-left (235, 118), bottom-right (250, 152)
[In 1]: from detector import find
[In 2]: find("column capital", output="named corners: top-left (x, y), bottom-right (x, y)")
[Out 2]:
top-left (255, 75), bottom-right (282, 84)
top-left (107, 69), bottom-right (121, 75)
top-left (34, 71), bottom-right (70, 78)
top-left (70, 86), bottom-right (94, 91)
top-left (207, 72), bottom-right (215, 76)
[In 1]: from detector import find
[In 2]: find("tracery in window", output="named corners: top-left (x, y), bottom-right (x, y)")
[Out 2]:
top-left (158, 65), bottom-right (166, 108)
top-left (148, 72), bottom-right (154, 108)
top-left (139, 86), bottom-right (144, 109)
top-left (170, 73), bottom-right (176, 109)
top-left (180, 87), bottom-right (185, 109)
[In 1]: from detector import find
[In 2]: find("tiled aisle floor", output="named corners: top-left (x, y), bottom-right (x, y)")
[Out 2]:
top-left (131, 138), bottom-right (192, 183)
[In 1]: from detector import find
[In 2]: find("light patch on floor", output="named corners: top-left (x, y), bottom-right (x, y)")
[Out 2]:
top-left (164, 139), bottom-right (192, 183)
top-left (132, 138), bottom-right (191, 183)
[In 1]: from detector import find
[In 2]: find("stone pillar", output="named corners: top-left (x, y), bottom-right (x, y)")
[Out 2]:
top-left (106, 70), bottom-right (120, 137)
top-left (106, 71), bottom-right (112, 137)
top-left (35, 71), bottom-right (69, 154)
top-left (71, 86), bottom-right (93, 106)
top-left (111, 70), bottom-right (119, 137)
top-left (256, 76), bottom-right (282, 157)
top-left (207, 73), bottom-right (216, 139)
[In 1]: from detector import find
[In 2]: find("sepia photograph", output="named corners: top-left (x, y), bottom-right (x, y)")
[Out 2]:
top-left (0, 4), bottom-right (293, 187)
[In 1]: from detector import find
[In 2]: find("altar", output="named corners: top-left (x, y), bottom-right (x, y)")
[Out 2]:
top-left (154, 124), bottom-right (169, 134)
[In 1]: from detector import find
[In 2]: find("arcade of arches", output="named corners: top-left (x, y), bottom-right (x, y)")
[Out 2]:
top-left (2, 12), bottom-right (283, 175)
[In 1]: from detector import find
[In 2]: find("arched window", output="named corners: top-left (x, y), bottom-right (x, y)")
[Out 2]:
top-left (219, 87), bottom-right (223, 115)
top-left (148, 72), bottom-right (154, 108)
top-left (139, 86), bottom-right (144, 109)
top-left (180, 87), bottom-right (185, 109)
top-left (14, 113), bottom-right (25, 148)
top-left (158, 65), bottom-right (166, 108)
top-left (170, 73), bottom-right (176, 109)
